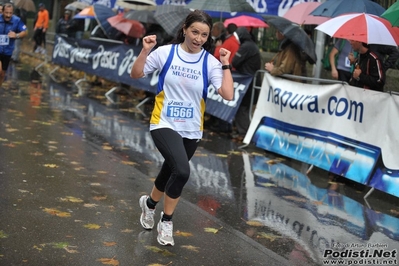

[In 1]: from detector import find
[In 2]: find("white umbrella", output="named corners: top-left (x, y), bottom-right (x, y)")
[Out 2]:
top-left (65, 1), bottom-right (89, 11)
top-left (316, 13), bottom-right (399, 46)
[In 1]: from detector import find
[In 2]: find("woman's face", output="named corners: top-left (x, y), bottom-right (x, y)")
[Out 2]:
top-left (183, 22), bottom-right (210, 53)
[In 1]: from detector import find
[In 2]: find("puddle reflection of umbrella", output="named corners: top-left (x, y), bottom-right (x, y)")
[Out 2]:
top-left (381, 1), bottom-right (399, 27)
top-left (310, 0), bottom-right (385, 17)
top-left (14, 0), bottom-right (36, 12)
top-left (315, 13), bottom-right (399, 46)
top-left (223, 15), bottom-right (268, 28)
top-left (283, 2), bottom-right (330, 25)
top-left (107, 14), bottom-right (146, 38)
top-left (124, 10), bottom-right (157, 24)
top-left (187, 0), bottom-right (255, 13)
top-left (65, 1), bottom-right (90, 12)
top-left (265, 16), bottom-right (317, 64)
top-left (75, 4), bottom-right (118, 39)
top-left (154, 5), bottom-right (191, 37)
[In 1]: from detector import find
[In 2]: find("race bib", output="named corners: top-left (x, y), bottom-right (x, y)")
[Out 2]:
top-left (0, 35), bottom-right (9, 45)
top-left (345, 56), bottom-right (351, 68)
top-left (166, 100), bottom-right (194, 120)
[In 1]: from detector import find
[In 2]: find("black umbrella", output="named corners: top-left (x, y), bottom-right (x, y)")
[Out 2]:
top-left (263, 16), bottom-right (317, 64)
top-left (124, 10), bottom-right (157, 24)
top-left (187, 0), bottom-right (255, 13)
top-left (154, 5), bottom-right (191, 37)
top-left (310, 0), bottom-right (385, 18)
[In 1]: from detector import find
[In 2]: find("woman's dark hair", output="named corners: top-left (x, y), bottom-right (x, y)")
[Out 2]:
top-left (171, 9), bottom-right (213, 52)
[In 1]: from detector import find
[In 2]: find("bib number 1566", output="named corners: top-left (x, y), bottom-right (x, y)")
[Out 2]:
top-left (167, 106), bottom-right (193, 119)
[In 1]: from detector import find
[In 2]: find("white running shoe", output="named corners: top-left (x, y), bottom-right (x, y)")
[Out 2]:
top-left (139, 195), bottom-right (155, 229)
top-left (157, 211), bottom-right (174, 246)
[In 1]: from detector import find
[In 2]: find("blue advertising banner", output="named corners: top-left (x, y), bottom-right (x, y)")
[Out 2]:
top-left (51, 35), bottom-right (253, 123)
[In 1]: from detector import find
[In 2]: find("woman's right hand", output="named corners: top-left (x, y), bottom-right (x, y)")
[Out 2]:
top-left (142, 35), bottom-right (157, 51)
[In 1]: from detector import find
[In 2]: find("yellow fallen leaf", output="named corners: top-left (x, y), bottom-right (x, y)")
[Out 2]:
top-left (5, 128), bottom-right (18, 132)
top-left (266, 159), bottom-right (284, 165)
top-left (216, 154), bottom-right (228, 158)
top-left (145, 246), bottom-right (174, 256)
top-left (102, 146), bottom-right (112, 150)
top-left (84, 203), bottom-right (98, 208)
top-left (18, 189), bottom-right (29, 193)
top-left (93, 195), bottom-right (107, 201)
top-left (0, 230), bottom-right (8, 238)
top-left (204, 227), bottom-right (223, 234)
top-left (103, 241), bottom-right (117, 247)
top-left (97, 171), bottom-right (108, 174)
top-left (246, 220), bottom-right (264, 227)
top-left (43, 164), bottom-right (59, 168)
top-left (228, 150), bottom-right (242, 155)
top-left (121, 161), bottom-right (138, 165)
top-left (42, 208), bottom-right (71, 217)
top-left (181, 245), bottom-right (200, 252)
top-left (64, 246), bottom-right (79, 253)
top-left (97, 257), bottom-right (119, 266)
top-left (256, 182), bottom-right (277, 187)
top-left (48, 141), bottom-right (58, 144)
top-left (0, 138), bottom-right (8, 141)
top-left (60, 196), bottom-right (84, 203)
top-left (120, 229), bottom-right (133, 233)
top-left (174, 230), bottom-right (193, 237)
top-left (256, 232), bottom-right (282, 241)
top-left (84, 223), bottom-right (101, 229)
top-left (61, 132), bottom-right (73, 135)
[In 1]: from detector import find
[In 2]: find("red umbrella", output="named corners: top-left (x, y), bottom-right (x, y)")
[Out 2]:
top-left (316, 13), bottom-right (399, 46)
top-left (283, 2), bottom-right (330, 25)
top-left (107, 14), bottom-right (146, 38)
top-left (223, 15), bottom-right (268, 28)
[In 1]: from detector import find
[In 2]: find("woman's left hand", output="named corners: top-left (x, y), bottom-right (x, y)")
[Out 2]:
top-left (219, 48), bottom-right (231, 65)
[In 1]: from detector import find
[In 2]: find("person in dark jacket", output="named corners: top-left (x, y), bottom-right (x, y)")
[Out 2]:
top-left (68, 9), bottom-right (85, 39)
top-left (349, 40), bottom-right (384, 91)
top-left (232, 27), bottom-right (261, 140)
top-left (56, 10), bottom-right (72, 37)
top-left (369, 44), bottom-right (399, 72)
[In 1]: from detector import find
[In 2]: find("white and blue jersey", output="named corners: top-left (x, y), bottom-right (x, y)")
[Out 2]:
top-left (0, 15), bottom-right (26, 55)
top-left (143, 44), bottom-right (223, 139)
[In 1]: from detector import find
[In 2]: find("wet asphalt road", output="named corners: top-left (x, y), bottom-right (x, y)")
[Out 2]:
top-left (0, 54), bottom-right (399, 266)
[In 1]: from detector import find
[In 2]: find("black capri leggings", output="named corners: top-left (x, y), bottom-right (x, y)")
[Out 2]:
top-left (151, 128), bottom-right (199, 199)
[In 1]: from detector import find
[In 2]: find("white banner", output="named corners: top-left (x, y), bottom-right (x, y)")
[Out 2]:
top-left (244, 73), bottom-right (399, 197)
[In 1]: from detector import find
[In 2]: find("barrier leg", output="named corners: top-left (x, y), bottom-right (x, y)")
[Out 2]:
top-left (75, 74), bottom-right (88, 96)
top-left (363, 187), bottom-right (374, 200)
top-left (49, 66), bottom-right (60, 82)
top-left (105, 86), bottom-right (120, 104)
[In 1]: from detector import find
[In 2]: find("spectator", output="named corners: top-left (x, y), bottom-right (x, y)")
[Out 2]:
top-left (349, 40), bottom-right (384, 91)
top-left (210, 21), bottom-right (226, 55)
top-left (214, 23), bottom-right (239, 65)
top-left (0, 2), bottom-right (3, 14)
top-left (264, 30), bottom-right (304, 81)
top-left (0, 3), bottom-right (27, 87)
top-left (56, 10), bottom-right (72, 37)
top-left (369, 44), bottom-right (399, 72)
top-left (232, 27), bottom-right (261, 140)
top-left (11, 7), bottom-right (27, 63)
top-left (33, 3), bottom-right (49, 54)
top-left (329, 39), bottom-right (352, 83)
top-left (69, 9), bottom-right (85, 39)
